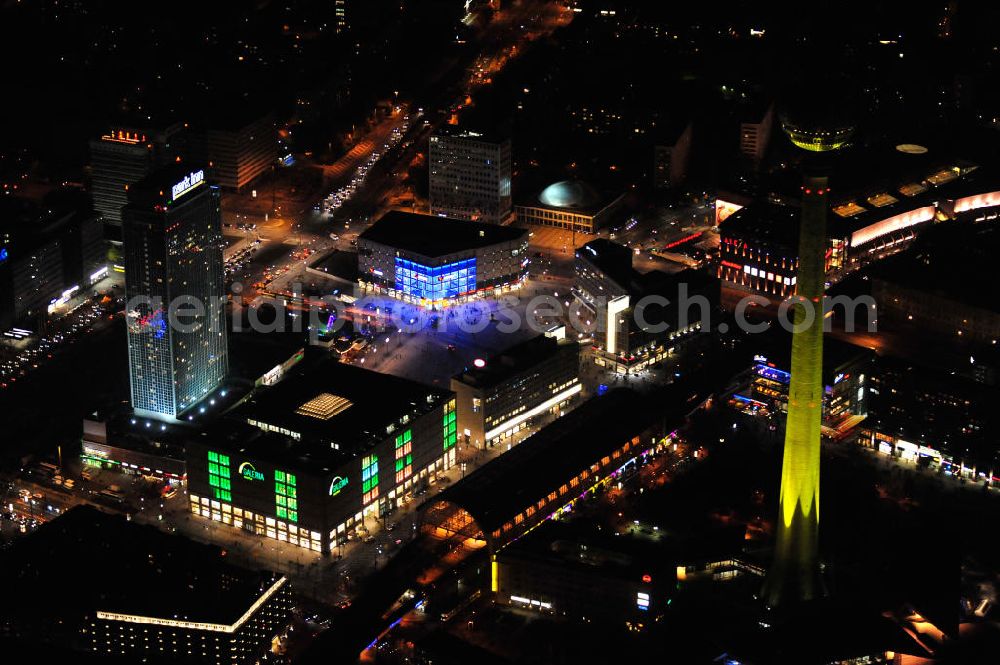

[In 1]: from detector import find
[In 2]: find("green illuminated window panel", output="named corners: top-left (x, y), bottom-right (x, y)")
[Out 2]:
top-left (208, 450), bottom-right (231, 500)
top-left (443, 405), bottom-right (458, 450)
top-left (274, 468), bottom-right (298, 522)
top-left (362, 455), bottom-right (380, 505)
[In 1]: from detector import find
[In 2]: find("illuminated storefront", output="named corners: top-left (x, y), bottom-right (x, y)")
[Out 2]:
top-left (187, 360), bottom-right (458, 554)
top-left (395, 257), bottom-right (477, 301)
top-left (422, 385), bottom-right (710, 556)
top-left (358, 210), bottom-right (528, 308)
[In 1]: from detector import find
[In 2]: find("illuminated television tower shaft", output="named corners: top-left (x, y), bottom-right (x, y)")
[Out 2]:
top-left (764, 172), bottom-right (829, 606)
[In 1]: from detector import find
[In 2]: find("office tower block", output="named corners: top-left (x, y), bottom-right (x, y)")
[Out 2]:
top-left (429, 126), bottom-right (512, 224)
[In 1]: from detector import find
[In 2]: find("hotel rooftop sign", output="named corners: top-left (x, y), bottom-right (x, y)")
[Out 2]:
top-left (171, 169), bottom-right (205, 201)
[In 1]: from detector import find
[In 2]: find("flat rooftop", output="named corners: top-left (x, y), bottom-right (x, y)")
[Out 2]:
top-left (452, 335), bottom-right (575, 391)
top-left (231, 358), bottom-right (453, 453)
top-left (432, 124), bottom-right (508, 145)
top-left (750, 326), bottom-right (873, 383)
top-left (433, 380), bottom-right (713, 537)
top-left (359, 210), bottom-right (526, 258)
top-left (871, 220), bottom-right (1000, 314)
top-left (227, 328), bottom-right (306, 384)
top-left (577, 238), bottom-right (634, 288)
top-left (125, 163), bottom-right (212, 208)
top-left (0, 505), bottom-right (281, 626)
top-left (723, 166), bottom-right (998, 250)
top-left (719, 200), bottom-right (801, 250)
top-left (497, 519), bottom-right (744, 583)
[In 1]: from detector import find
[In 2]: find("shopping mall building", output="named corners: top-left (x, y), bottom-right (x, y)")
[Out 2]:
top-left (186, 359), bottom-right (457, 554)
top-left (357, 210), bottom-right (529, 308)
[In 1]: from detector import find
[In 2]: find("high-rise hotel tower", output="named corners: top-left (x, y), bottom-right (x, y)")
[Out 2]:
top-left (122, 165), bottom-right (228, 420)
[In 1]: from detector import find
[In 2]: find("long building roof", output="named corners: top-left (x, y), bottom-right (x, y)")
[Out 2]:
top-left (358, 210), bottom-right (526, 258)
top-left (433, 382), bottom-right (710, 536)
top-left (0, 505), bottom-right (280, 626)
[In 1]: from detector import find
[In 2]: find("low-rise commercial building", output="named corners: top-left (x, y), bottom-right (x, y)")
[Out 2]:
top-left (188, 360), bottom-right (457, 554)
top-left (574, 238), bottom-right (718, 373)
top-left (717, 163), bottom-right (995, 297)
top-left (451, 335), bottom-right (580, 449)
top-left (0, 188), bottom-right (106, 330)
top-left (0, 506), bottom-right (291, 665)
top-left (81, 411), bottom-right (187, 481)
top-left (871, 221), bottom-right (1000, 346)
top-left (860, 355), bottom-right (1000, 480)
top-left (730, 329), bottom-right (872, 438)
top-left (515, 180), bottom-right (624, 234)
top-left (495, 520), bottom-right (675, 622)
top-left (421, 382), bottom-right (712, 556)
top-left (357, 210), bottom-right (528, 307)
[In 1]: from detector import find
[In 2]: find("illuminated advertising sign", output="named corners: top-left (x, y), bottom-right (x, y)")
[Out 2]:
top-left (238, 462), bottom-right (265, 482)
top-left (329, 476), bottom-right (348, 496)
top-left (0, 247), bottom-right (8, 263)
top-left (171, 169), bottom-right (205, 201)
top-left (715, 199), bottom-right (744, 225)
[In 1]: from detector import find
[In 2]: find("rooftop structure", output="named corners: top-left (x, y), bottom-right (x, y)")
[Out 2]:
top-left (422, 382), bottom-right (712, 554)
top-left (516, 179), bottom-right (624, 234)
top-left (451, 334), bottom-right (581, 449)
top-left (357, 211), bottom-right (529, 307)
top-left (232, 357), bottom-right (453, 458)
top-left (0, 506), bottom-right (290, 662)
top-left (358, 210), bottom-right (524, 258)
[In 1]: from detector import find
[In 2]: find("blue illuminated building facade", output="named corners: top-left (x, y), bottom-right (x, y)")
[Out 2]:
top-left (358, 211), bottom-right (528, 307)
top-left (394, 257), bottom-right (477, 301)
top-left (123, 166), bottom-right (228, 420)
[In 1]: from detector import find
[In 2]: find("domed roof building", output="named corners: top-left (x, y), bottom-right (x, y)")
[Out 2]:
top-left (517, 178), bottom-right (624, 234)
top-left (538, 180), bottom-right (603, 210)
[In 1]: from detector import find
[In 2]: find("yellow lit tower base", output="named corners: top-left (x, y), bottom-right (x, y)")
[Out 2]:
top-left (763, 172), bottom-right (830, 608)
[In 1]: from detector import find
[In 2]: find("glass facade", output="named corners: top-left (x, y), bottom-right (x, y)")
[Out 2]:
top-left (124, 180), bottom-right (228, 418)
top-left (362, 454), bottom-right (379, 506)
top-left (207, 451), bottom-right (232, 502)
top-left (443, 400), bottom-right (458, 451)
top-left (394, 430), bottom-right (413, 485)
top-left (274, 469), bottom-right (298, 523)
top-left (394, 257), bottom-right (476, 302)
